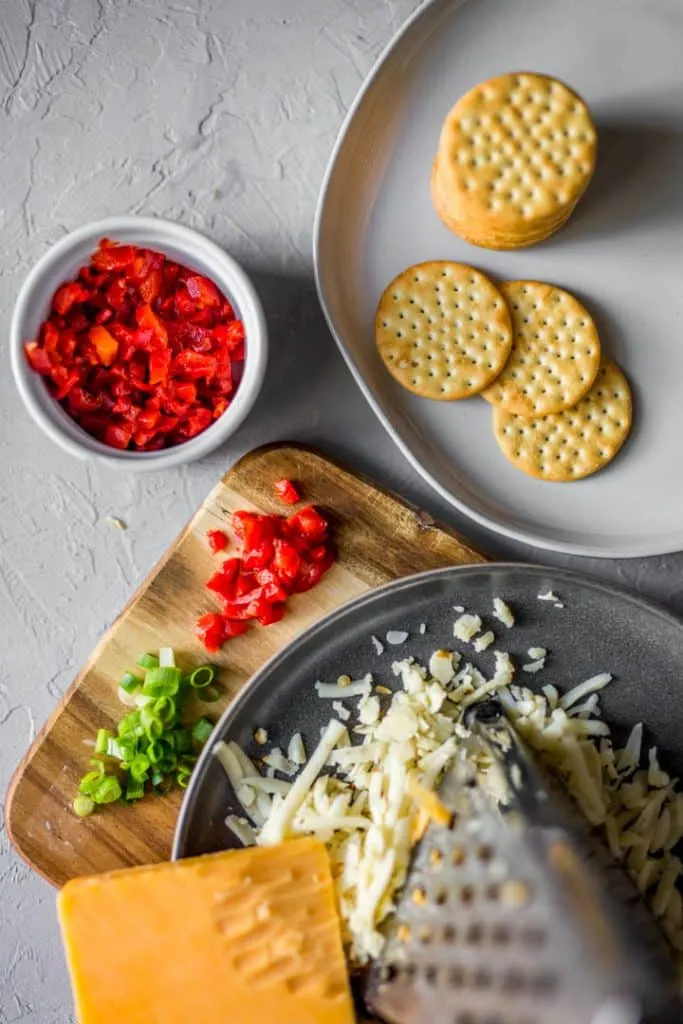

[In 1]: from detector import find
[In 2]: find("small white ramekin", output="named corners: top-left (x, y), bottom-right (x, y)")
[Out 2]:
top-left (10, 216), bottom-right (267, 470)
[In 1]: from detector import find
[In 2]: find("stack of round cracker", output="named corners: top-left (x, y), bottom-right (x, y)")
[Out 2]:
top-left (431, 72), bottom-right (597, 249)
top-left (376, 265), bottom-right (632, 482)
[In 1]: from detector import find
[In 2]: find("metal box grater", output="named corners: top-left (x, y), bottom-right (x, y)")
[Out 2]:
top-left (365, 700), bottom-right (682, 1024)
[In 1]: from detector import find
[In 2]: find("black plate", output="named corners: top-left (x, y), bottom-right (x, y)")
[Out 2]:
top-left (174, 563), bottom-right (683, 859)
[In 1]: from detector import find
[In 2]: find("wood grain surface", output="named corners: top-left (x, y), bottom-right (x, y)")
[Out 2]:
top-left (6, 444), bottom-right (485, 887)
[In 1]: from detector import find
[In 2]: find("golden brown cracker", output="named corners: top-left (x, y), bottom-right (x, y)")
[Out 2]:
top-left (375, 261), bottom-right (513, 400)
top-left (433, 72), bottom-right (596, 248)
top-left (482, 280), bottom-right (601, 417)
top-left (493, 359), bottom-right (632, 481)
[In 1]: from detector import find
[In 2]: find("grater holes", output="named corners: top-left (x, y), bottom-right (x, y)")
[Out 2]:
top-left (464, 922), bottom-right (484, 945)
top-left (435, 887), bottom-right (448, 906)
top-left (411, 885), bottom-right (427, 906)
top-left (459, 884), bottom-right (475, 906)
top-left (500, 879), bottom-right (532, 907)
top-left (532, 971), bottom-right (559, 996)
top-left (418, 925), bottom-right (433, 945)
top-left (472, 967), bottom-right (492, 989)
top-left (447, 965), bottom-right (466, 989)
top-left (442, 923), bottom-right (457, 943)
top-left (424, 964), bottom-right (438, 986)
top-left (520, 925), bottom-right (546, 947)
top-left (378, 962), bottom-right (400, 984)
top-left (491, 923), bottom-right (511, 946)
top-left (476, 843), bottom-right (494, 863)
top-left (429, 848), bottom-right (444, 870)
top-left (451, 845), bottom-right (467, 867)
top-left (501, 969), bottom-right (527, 993)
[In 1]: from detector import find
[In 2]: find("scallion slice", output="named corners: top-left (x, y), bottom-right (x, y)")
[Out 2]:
top-left (73, 795), bottom-right (95, 817)
top-left (92, 776), bottom-right (122, 805)
top-left (119, 671), bottom-right (142, 693)
top-left (75, 646), bottom-right (222, 815)
top-left (189, 664), bottom-right (215, 689)
top-left (95, 729), bottom-right (111, 755)
top-left (153, 696), bottom-right (177, 725)
top-left (192, 717), bottom-right (214, 746)
top-left (198, 685), bottom-right (220, 703)
top-left (125, 777), bottom-right (145, 801)
top-left (142, 666), bottom-right (182, 698)
top-left (137, 653), bottom-right (159, 670)
top-left (169, 728), bottom-right (192, 754)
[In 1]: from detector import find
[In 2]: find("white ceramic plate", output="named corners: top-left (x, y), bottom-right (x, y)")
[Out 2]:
top-left (315, 0), bottom-right (683, 558)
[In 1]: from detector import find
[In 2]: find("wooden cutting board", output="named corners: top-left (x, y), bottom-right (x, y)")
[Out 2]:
top-left (6, 444), bottom-right (485, 887)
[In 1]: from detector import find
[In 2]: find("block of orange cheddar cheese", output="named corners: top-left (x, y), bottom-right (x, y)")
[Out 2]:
top-left (57, 836), bottom-right (356, 1024)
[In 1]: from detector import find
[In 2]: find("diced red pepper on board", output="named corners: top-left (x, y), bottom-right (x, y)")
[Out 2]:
top-left (273, 478), bottom-right (300, 505)
top-left (195, 500), bottom-right (335, 653)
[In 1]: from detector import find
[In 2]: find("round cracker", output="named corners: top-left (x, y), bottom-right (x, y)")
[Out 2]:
top-left (431, 158), bottom-right (573, 250)
top-left (434, 72), bottom-right (596, 246)
top-left (482, 280), bottom-right (601, 418)
top-left (493, 359), bottom-right (632, 481)
top-left (375, 261), bottom-right (513, 400)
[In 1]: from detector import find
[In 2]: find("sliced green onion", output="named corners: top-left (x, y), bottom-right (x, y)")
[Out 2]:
top-left (91, 776), bottom-right (122, 805)
top-left (134, 693), bottom-right (156, 708)
top-left (125, 777), bottom-right (145, 801)
top-left (142, 666), bottom-right (182, 698)
top-left (198, 685), bottom-right (220, 703)
top-left (118, 685), bottom-right (139, 708)
top-left (137, 653), bottom-right (159, 670)
top-left (153, 696), bottom-right (177, 725)
top-left (158, 646), bottom-right (176, 669)
top-left (119, 671), bottom-right (142, 693)
top-left (95, 729), bottom-right (111, 755)
top-left (140, 709), bottom-right (163, 741)
top-left (73, 795), bottom-right (95, 817)
top-left (177, 769), bottom-right (192, 789)
top-left (79, 770), bottom-right (103, 796)
top-left (117, 737), bottom-right (139, 764)
top-left (117, 711), bottom-right (140, 736)
top-left (192, 717), bottom-right (214, 746)
top-left (106, 737), bottom-right (127, 760)
top-left (147, 740), bottom-right (164, 764)
top-left (156, 755), bottom-right (176, 775)
top-left (190, 664), bottom-right (215, 689)
top-left (129, 753), bottom-right (150, 781)
top-left (169, 728), bottom-right (192, 754)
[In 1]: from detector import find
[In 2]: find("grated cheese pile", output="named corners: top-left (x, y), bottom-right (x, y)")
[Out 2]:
top-left (214, 601), bottom-right (683, 970)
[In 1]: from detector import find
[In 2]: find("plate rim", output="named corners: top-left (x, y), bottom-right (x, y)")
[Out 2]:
top-left (173, 560), bottom-right (683, 858)
top-left (312, 0), bottom-right (681, 560)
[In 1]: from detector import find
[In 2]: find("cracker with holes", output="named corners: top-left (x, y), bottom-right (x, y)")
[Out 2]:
top-left (493, 359), bottom-right (632, 481)
top-left (482, 281), bottom-right (601, 418)
top-left (432, 72), bottom-right (597, 250)
top-left (375, 261), bottom-right (513, 400)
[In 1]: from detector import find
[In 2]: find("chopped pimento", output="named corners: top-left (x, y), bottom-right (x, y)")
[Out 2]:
top-left (206, 529), bottom-right (229, 554)
top-left (196, 505), bottom-right (335, 653)
top-left (273, 478), bottom-right (301, 505)
top-left (23, 239), bottom-right (245, 452)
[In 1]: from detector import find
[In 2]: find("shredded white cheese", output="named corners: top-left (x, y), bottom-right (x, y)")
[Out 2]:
top-left (214, 619), bottom-right (683, 971)
top-left (453, 613), bottom-right (482, 642)
top-left (493, 598), bottom-right (514, 628)
top-left (386, 630), bottom-right (409, 646)
top-left (473, 630), bottom-right (495, 653)
top-left (370, 635), bottom-right (384, 655)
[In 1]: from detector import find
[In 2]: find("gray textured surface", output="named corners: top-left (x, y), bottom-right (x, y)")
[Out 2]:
top-left (1, 1), bottom-right (682, 1020)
